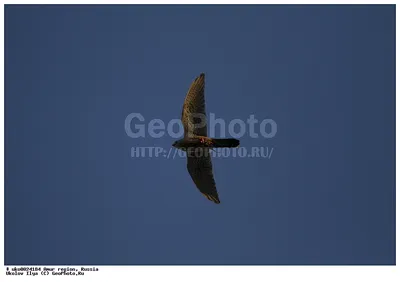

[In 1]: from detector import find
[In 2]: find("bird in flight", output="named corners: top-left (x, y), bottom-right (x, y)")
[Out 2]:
top-left (172, 73), bottom-right (240, 204)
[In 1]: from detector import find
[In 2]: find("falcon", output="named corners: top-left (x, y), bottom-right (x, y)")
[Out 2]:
top-left (172, 73), bottom-right (240, 204)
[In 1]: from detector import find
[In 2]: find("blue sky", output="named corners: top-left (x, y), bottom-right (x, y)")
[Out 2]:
top-left (5, 5), bottom-right (395, 264)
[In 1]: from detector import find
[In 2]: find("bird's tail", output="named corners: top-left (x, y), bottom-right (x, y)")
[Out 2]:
top-left (211, 138), bottom-right (240, 148)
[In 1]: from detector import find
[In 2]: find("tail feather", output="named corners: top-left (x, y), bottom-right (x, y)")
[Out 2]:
top-left (212, 138), bottom-right (240, 148)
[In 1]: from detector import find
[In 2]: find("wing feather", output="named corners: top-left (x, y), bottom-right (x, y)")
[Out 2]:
top-left (181, 73), bottom-right (207, 137)
top-left (186, 148), bottom-right (220, 204)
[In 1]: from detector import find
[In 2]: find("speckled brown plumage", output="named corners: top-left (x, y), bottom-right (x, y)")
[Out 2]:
top-left (173, 73), bottom-right (239, 204)
top-left (181, 73), bottom-right (220, 204)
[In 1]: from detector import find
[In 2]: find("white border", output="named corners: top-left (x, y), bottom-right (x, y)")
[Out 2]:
top-left (0, 2), bottom-right (398, 282)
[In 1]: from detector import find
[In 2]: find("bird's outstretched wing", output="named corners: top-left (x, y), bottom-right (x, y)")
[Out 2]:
top-left (181, 73), bottom-right (207, 138)
top-left (186, 148), bottom-right (220, 204)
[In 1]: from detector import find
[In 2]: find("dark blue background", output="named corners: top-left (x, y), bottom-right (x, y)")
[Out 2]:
top-left (5, 5), bottom-right (395, 265)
